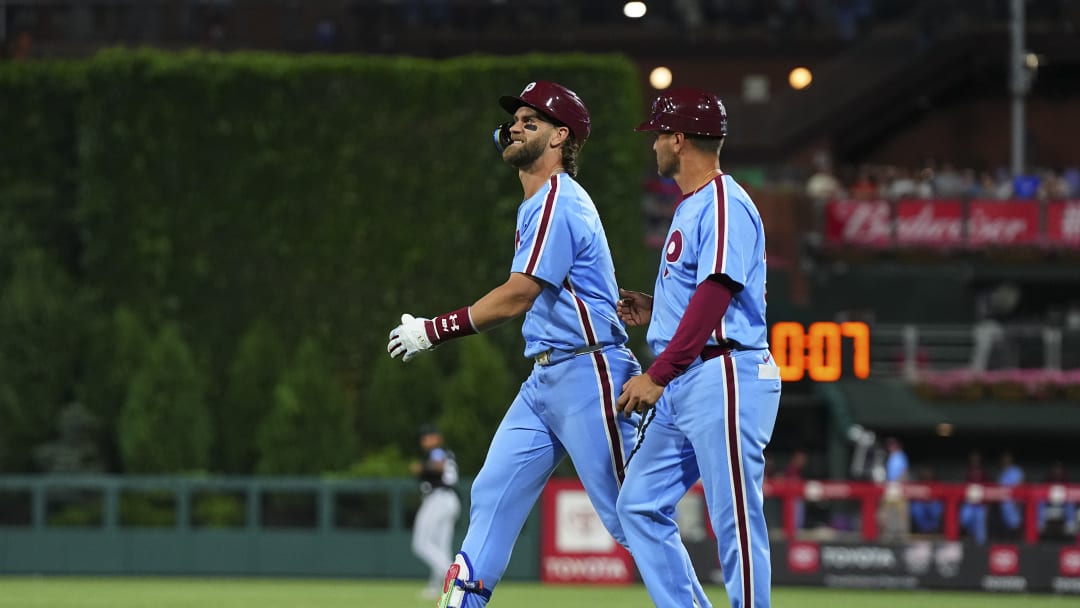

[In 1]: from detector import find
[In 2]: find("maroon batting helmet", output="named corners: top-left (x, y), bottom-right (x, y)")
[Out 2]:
top-left (636, 87), bottom-right (728, 137)
top-left (500, 81), bottom-right (591, 144)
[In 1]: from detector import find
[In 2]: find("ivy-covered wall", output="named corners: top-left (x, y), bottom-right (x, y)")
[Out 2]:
top-left (0, 49), bottom-right (651, 475)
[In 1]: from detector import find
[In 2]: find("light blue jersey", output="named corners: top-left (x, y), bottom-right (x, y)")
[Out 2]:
top-left (458, 172), bottom-right (712, 608)
top-left (647, 174), bottom-right (769, 356)
top-left (619, 172), bottom-right (780, 608)
top-left (512, 173), bottom-right (628, 358)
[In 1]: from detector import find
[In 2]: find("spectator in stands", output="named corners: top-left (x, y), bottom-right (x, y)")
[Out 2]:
top-left (997, 451), bottom-right (1025, 537)
top-left (784, 449), bottom-right (807, 480)
top-left (783, 450), bottom-right (808, 530)
top-left (976, 170), bottom-right (1012, 200)
top-left (915, 167), bottom-right (936, 198)
top-left (971, 282), bottom-right (1022, 372)
top-left (1062, 167), bottom-right (1080, 197)
top-left (883, 166), bottom-right (918, 200)
top-left (849, 165), bottom-right (879, 200)
top-left (878, 437), bottom-right (910, 541)
top-left (806, 151), bottom-right (844, 207)
top-left (1038, 169), bottom-right (1073, 200)
top-left (909, 466), bottom-right (944, 534)
top-left (934, 162), bottom-right (967, 198)
top-left (884, 437), bottom-right (909, 482)
top-left (959, 450), bottom-right (989, 544)
top-left (1011, 173), bottom-right (1042, 199)
top-left (1038, 460), bottom-right (1078, 538)
top-left (1066, 301), bottom-right (1080, 331)
top-left (958, 167), bottom-right (980, 198)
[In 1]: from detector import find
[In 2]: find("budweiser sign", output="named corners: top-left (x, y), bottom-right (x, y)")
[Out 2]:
top-left (967, 201), bottom-right (1039, 246)
top-left (895, 199), bottom-right (963, 246)
top-left (1047, 201), bottom-right (1080, 247)
top-left (824, 200), bottom-right (891, 247)
top-left (821, 199), bottom-right (1080, 251)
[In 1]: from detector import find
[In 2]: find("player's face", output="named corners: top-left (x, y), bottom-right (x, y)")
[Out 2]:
top-left (420, 433), bottom-right (441, 450)
top-left (502, 108), bottom-right (552, 169)
top-left (653, 132), bottom-right (680, 179)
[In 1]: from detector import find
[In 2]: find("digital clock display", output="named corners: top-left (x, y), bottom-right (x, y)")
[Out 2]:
top-left (771, 321), bottom-right (870, 382)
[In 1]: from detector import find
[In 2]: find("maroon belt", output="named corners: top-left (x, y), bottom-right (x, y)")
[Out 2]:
top-left (700, 342), bottom-right (736, 362)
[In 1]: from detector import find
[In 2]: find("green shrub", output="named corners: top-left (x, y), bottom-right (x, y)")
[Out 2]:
top-left (119, 324), bottom-right (213, 473)
top-left (439, 334), bottom-right (517, 473)
top-left (0, 249), bottom-right (82, 472)
top-left (119, 491), bottom-right (175, 528)
top-left (256, 338), bottom-right (355, 474)
top-left (220, 320), bottom-right (288, 473)
top-left (193, 492), bottom-right (246, 528)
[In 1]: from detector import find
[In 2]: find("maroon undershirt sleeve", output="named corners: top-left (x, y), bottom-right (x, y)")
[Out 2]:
top-left (645, 277), bottom-right (734, 387)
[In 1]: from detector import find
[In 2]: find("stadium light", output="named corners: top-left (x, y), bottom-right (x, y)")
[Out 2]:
top-left (649, 66), bottom-right (673, 90)
top-left (624, 2), bottom-right (647, 19)
top-left (788, 67), bottom-right (812, 90)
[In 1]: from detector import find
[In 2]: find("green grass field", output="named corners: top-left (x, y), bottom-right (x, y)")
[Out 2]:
top-left (0, 578), bottom-right (1076, 608)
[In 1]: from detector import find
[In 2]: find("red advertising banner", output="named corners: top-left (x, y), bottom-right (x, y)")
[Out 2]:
top-left (1046, 200), bottom-right (1080, 247)
top-left (894, 199), bottom-right (964, 247)
top-left (540, 478), bottom-right (634, 584)
top-left (823, 200), bottom-right (892, 248)
top-left (967, 200), bottom-right (1041, 246)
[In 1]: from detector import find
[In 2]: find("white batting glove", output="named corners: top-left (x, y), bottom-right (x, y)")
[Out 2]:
top-left (387, 313), bottom-right (435, 363)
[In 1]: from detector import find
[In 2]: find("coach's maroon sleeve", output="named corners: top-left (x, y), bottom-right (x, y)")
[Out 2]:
top-left (646, 277), bottom-right (733, 387)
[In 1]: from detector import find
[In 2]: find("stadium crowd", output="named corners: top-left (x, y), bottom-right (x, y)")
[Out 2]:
top-left (804, 157), bottom-right (1080, 205)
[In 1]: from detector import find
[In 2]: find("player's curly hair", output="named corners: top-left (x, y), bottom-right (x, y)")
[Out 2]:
top-left (561, 137), bottom-right (581, 178)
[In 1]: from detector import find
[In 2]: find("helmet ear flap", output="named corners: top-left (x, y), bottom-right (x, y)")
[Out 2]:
top-left (493, 121), bottom-right (513, 153)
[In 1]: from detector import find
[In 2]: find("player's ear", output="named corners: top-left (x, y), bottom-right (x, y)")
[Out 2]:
top-left (549, 125), bottom-right (570, 148)
top-left (671, 132), bottom-right (688, 152)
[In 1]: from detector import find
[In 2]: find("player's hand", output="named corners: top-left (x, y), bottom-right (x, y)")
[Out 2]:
top-left (387, 313), bottom-right (435, 362)
top-left (617, 373), bottom-right (664, 416)
top-left (617, 288), bottom-right (653, 327)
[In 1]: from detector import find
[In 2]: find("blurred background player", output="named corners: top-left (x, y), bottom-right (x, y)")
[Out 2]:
top-left (996, 451), bottom-right (1025, 538)
top-left (959, 450), bottom-right (989, 544)
top-left (878, 437), bottom-right (910, 542)
top-left (410, 424), bottom-right (461, 600)
top-left (616, 87), bottom-right (782, 608)
top-left (387, 80), bottom-right (710, 608)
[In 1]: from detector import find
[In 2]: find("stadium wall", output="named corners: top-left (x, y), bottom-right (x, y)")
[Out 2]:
top-left (0, 475), bottom-right (541, 579)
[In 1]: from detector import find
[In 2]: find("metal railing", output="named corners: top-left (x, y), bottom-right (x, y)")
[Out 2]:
top-left (0, 474), bottom-right (452, 532)
top-left (870, 323), bottom-right (1080, 381)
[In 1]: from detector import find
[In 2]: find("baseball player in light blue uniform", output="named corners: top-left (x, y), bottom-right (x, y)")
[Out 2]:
top-left (388, 81), bottom-right (710, 608)
top-left (617, 88), bottom-right (782, 608)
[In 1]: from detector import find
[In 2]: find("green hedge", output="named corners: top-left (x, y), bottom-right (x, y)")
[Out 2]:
top-left (0, 49), bottom-right (650, 474)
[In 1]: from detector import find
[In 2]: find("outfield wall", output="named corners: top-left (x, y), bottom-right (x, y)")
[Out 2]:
top-left (0, 475), bottom-right (540, 579)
